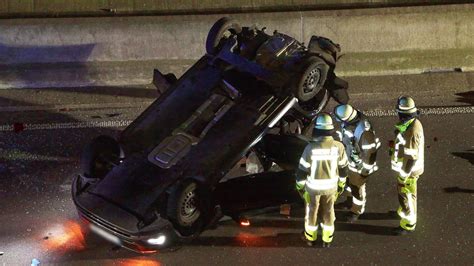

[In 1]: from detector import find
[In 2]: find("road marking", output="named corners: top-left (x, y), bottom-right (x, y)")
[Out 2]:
top-left (0, 149), bottom-right (74, 162)
top-left (0, 120), bottom-right (133, 132)
top-left (0, 102), bottom-right (151, 112)
top-left (364, 106), bottom-right (474, 117)
top-left (0, 106), bottom-right (472, 132)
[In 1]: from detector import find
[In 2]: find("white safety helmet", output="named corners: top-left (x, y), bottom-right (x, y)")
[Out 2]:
top-left (396, 96), bottom-right (417, 114)
top-left (314, 113), bottom-right (334, 130)
top-left (334, 104), bottom-right (357, 122)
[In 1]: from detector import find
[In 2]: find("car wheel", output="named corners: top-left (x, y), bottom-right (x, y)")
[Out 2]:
top-left (294, 57), bottom-right (329, 102)
top-left (80, 135), bottom-right (123, 180)
top-left (206, 17), bottom-right (242, 55)
top-left (167, 180), bottom-right (209, 237)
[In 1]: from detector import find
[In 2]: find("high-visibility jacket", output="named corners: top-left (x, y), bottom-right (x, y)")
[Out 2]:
top-left (297, 136), bottom-right (349, 195)
top-left (337, 115), bottom-right (380, 176)
top-left (391, 118), bottom-right (424, 178)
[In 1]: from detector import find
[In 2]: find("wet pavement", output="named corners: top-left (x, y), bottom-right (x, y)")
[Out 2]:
top-left (0, 73), bottom-right (473, 265)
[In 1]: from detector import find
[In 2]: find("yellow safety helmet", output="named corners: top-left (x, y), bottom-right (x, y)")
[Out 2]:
top-left (314, 113), bottom-right (334, 130)
top-left (396, 96), bottom-right (417, 114)
top-left (334, 104), bottom-right (357, 122)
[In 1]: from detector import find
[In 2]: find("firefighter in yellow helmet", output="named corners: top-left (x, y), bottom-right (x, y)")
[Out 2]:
top-left (390, 96), bottom-right (424, 235)
top-left (296, 113), bottom-right (349, 247)
top-left (334, 104), bottom-right (381, 222)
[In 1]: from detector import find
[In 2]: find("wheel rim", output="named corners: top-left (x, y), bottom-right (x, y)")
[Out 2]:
top-left (303, 68), bottom-right (321, 94)
top-left (180, 188), bottom-right (200, 224)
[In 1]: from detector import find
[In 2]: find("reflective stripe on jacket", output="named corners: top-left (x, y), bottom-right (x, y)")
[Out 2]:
top-left (391, 118), bottom-right (424, 177)
top-left (337, 115), bottom-right (380, 176)
top-left (298, 136), bottom-right (348, 195)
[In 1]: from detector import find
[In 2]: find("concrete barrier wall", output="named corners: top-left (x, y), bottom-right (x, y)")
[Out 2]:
top-left (0, 0), bottom-right (458, 17)
top-left (2, 4), bottom-right (473, 63)
top-left (1, 4), bottom-right (473, 88)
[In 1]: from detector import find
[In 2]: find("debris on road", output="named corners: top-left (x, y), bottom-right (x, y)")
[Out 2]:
top-left (280, 204), bottom-right (291, 216)
top-left (31, 258), bottom-right (40, 266)
top-left (13, 122), bottom-right (25, 133)
top-left (106, 113), bottom-right (120, 117)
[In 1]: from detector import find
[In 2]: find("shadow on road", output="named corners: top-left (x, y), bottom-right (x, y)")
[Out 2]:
top-left (443, 186), bottom-right (474, 194)
top-left (48, 85), bottom-right (159, 99)
top-left (359, 211), bottom-right (399, 221)
top-left (194, 221), bottom-right (396, 248)
top-left (455, 91), bottom-right (474, 106)
top-left (192, 232), bottom-right (312, 248)
top-left (195, 210), bottom-right (398, 249)
top-left (451, 150), bottom-right (474, 165)
top-left (336, 223), bottom-right (396, 236)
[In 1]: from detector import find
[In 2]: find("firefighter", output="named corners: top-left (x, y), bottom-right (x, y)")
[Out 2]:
top-left (296, 113), bottom-right (349, 247)
top-left (390, 96), bottom-right (424, 235)
top-left (334, 104), bottom-right (381, 222)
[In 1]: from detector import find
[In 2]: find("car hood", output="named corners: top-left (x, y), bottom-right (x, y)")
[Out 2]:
top-left (87, 153), bottom-right (178, 219)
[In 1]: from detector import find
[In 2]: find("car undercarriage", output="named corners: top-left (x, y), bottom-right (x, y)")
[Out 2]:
top-left (72, 17), bottom-right (349, 252)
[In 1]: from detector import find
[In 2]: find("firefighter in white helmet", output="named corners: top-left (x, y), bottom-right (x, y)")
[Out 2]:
top-left (296, 113), bottom-right (349, 247)
top-left (390, 96), bottom-right (424, 235)
top-left (333, 104), bottom-right (381, 222)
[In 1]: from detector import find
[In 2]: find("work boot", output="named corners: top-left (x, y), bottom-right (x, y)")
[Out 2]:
top-left (301, 231), bottom-right (317, 247)
top-left (393, 226), bottom-right (413, 236)
top-left (346, 212), bottom-right (359, 223)
top-left (322, 242), bottom-right (331, 248)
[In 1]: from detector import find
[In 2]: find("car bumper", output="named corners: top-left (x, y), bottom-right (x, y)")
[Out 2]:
top-left (71, 175), bottom-right (176, 253)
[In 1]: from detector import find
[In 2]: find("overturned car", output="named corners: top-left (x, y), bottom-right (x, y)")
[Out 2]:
top-left (72, 17), bottom-right (349, 252)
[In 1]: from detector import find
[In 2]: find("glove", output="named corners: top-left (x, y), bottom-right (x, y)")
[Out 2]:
top-left (398, 175), bottom-right (417, 194)
top-left (404, 177), bottom-right (417, 194)
top-left (296, 180), bottom-right (305, 192)
top-left (296, 181), bottom-right (306, 199)
top-left (303, 191), bottom-right (311, 204)
top-left (350, 151), bottom-right (362, 165)
top-left (397, 175), bottom-right (407, 184)
top-left (337, 179), bottom-right (346, 197)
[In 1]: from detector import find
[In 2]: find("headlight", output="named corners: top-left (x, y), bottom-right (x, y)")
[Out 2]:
top-left (147, 235), bottom-right (166, 245)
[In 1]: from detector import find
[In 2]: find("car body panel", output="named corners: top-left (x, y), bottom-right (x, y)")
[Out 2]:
top-left (75, 58), bottom-right (299, 223)
top-left (119, 56), bottom-right (222, 154)
top-left (216, 170), bottom-right (301, 216)
top-left (72, 18), bottom-right (347, 252)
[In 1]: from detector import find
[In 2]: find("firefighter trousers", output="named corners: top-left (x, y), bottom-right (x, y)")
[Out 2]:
top-left (304, 191), bottom-right (336, 243)
top-left (397, 175), bottom-right (419, 231)
top-left (348, 171), bottom-right (367, 215)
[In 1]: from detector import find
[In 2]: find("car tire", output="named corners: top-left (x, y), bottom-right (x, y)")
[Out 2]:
top-left (294, 57), bottom-right (329, 102)
top-left (206, 17), bottom-right (242, 55)
top-left (167, 180), bottom-right (209, 237)
top-left (81, 135), bottom-right (122, 180)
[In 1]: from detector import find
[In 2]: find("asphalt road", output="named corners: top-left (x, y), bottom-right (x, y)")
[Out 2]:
top-left (0, 72), bottom-right (473, 265)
